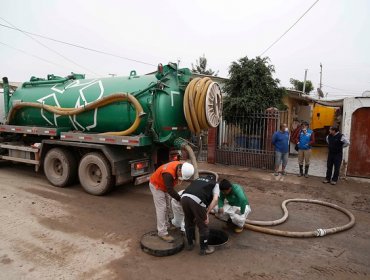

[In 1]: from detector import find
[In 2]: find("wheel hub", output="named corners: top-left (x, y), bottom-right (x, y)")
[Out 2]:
top-left (53, 159), bottom-right (63, 176)
top-left (88, 164), bottom-right (102, 183)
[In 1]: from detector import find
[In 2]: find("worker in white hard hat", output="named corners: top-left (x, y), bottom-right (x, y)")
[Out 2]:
top-left (149, 161), bottom-right (194, 243)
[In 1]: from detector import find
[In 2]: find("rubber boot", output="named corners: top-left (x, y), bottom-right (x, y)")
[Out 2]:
top-left (298, 165), bottom-right (303, 177)
top-left (304, 165), bottom-right (309, 178)
top-left (185, 227), bottom-right (195, 251)
top-left (199, 235), bottom-right (215, 256)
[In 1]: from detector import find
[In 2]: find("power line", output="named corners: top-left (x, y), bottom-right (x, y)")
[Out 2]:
top-left (328, 93), bottom-right (361, 96)
top-left (0, 41), bottom-right (70, 69)
top-left (0, 22), bottom-right (157, 67)
top-left (327, 91), bottom-right (362, 96)
top-left (327, 93), bottom-right (362, 97)
top-left (322, 84), bottom-right (362, 93)
top-left (0, 17), bottom-right (100, 76)
top-left (259, 0), bottom-right (320, 56)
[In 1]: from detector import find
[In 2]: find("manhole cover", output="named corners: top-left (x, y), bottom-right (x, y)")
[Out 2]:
top-left (141, 229), bottom-right (184, 257)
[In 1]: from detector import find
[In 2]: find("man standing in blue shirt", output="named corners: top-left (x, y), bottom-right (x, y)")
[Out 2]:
top-left (293, 121), bottom-right (315, 178)
top-left (272, 123), bottom-right (290, 176)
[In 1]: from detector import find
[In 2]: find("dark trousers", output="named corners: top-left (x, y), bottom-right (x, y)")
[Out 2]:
top-left (181, 197), bottom-right (209, 238)
top-left (326, 152), bottom-right (342, 182)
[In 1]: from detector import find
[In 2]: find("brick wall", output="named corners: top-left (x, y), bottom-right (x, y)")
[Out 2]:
top-left (216, 150), bottom-right (275, 169)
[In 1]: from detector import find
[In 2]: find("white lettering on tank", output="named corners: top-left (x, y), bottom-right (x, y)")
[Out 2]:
top-left (170, 91), bottom-right (180, 107)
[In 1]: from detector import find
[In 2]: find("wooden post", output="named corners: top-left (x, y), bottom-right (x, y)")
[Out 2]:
top-left (207, 127), bottom-right (217, 164)
top-left (265, 108), bottom-right (278, 151)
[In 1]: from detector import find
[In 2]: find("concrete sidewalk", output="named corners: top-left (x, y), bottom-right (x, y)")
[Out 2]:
top-left (198, 144), bottom-right (370, 185)
top-left (197, 162), bottom-right (326, 186)
top-left (285, 146), bottom-right (328, 178)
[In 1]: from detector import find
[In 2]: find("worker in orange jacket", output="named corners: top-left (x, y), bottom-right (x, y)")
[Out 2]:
top-left (149, 161), bottom-right (194, 242)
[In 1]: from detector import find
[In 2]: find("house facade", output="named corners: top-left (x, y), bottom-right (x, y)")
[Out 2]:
top-left (342, 97), bottom-right (370, 178)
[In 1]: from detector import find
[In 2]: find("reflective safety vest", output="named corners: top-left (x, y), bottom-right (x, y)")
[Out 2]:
top-left (150, 161), bottom-right (180, 192)
top-left (183, 177), bottom-right (216, 207)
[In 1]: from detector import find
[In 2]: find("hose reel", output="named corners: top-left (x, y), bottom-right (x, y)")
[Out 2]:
top-left (183, 77), bottom-right (222, 135)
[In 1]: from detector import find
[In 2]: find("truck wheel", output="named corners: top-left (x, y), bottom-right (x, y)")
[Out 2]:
top-left (44, 148), bottom-right (78, 187)
top-left (78, 152), bottom-right (113, 195)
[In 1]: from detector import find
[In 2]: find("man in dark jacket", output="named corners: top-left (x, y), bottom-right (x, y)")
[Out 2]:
top-left (181, 177), bottom-right (219, 255)
top-left (323, 126), bottom-right (350, 185)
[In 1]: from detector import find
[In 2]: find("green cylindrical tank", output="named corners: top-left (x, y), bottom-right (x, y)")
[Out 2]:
top-left (7, 64), bottom-right (192, 145)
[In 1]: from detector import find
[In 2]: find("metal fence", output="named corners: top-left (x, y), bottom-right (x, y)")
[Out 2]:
top-left (216, 110), bottom-right (288, 169)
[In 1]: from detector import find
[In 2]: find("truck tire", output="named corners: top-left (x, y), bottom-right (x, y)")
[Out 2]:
top-left (44, 148), bottom-right (78, 187)
top-left (78, 152), bottom-right (113, 195)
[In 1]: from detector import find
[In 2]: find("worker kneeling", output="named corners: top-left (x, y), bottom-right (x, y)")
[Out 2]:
top-left (215, 179), bottom-right (251, 233)
top-left (181, 177), bottom-right (219, 255)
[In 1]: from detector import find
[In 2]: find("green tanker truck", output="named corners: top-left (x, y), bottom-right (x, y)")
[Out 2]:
top-left (0, 63), bottom-right (222, 195)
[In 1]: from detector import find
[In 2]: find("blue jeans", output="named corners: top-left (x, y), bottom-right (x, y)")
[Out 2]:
top-left (275, 151), bottom-right (288, 168)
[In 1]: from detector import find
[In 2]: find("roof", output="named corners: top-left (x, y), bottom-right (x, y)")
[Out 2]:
top-left (191, 73), bottom-right (228, 83)
top-left (286, 89), bottom-right (344, 107)
top-left (0, 81), bottom-right (22, 91)
top-left (145, 68), bottom-right (228, 84)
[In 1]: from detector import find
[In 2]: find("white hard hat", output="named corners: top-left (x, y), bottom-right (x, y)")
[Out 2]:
top-left (180, 162), bottom-right (194, 180)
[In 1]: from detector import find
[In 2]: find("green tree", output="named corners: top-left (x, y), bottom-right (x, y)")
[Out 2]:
top-left (191, 54), bottom-right (218, 76)
top-left (223, 56), bottom-right (286, 119)
top-left (289, 78), bottom-right (314, 94)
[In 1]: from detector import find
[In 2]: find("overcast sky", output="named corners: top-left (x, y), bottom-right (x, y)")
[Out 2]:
top-left (1, 0), bottom-right (369, 99)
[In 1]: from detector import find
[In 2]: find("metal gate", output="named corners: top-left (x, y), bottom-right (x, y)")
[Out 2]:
top-left (216, 110), bottom-right (288, 170)
top-left (347, 107), bottom-right (370, 178)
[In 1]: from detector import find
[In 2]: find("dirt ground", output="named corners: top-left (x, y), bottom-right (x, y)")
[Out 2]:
top-left (0, 162), bottom-right (369, 280)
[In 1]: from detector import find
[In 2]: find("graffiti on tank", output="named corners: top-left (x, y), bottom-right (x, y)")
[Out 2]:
top-left (37, 93), bottom-right (63, 126)
top-left (37, 79), bottom-right (104, 131)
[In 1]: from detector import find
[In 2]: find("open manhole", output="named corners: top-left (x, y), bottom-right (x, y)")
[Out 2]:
top-left (198, 170), bottom-right (218, 181)
top-left (208, 228), bottom-right (229, 246)
top-left (140, 229), bottom-right (184, 257)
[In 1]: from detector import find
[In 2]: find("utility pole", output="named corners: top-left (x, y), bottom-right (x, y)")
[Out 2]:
top-left (319, 63), bottom-right (322, 90)
top-left (302, 69), bottom-right (308, 95)
top-left (317, 63), bottom-right (323, 99)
